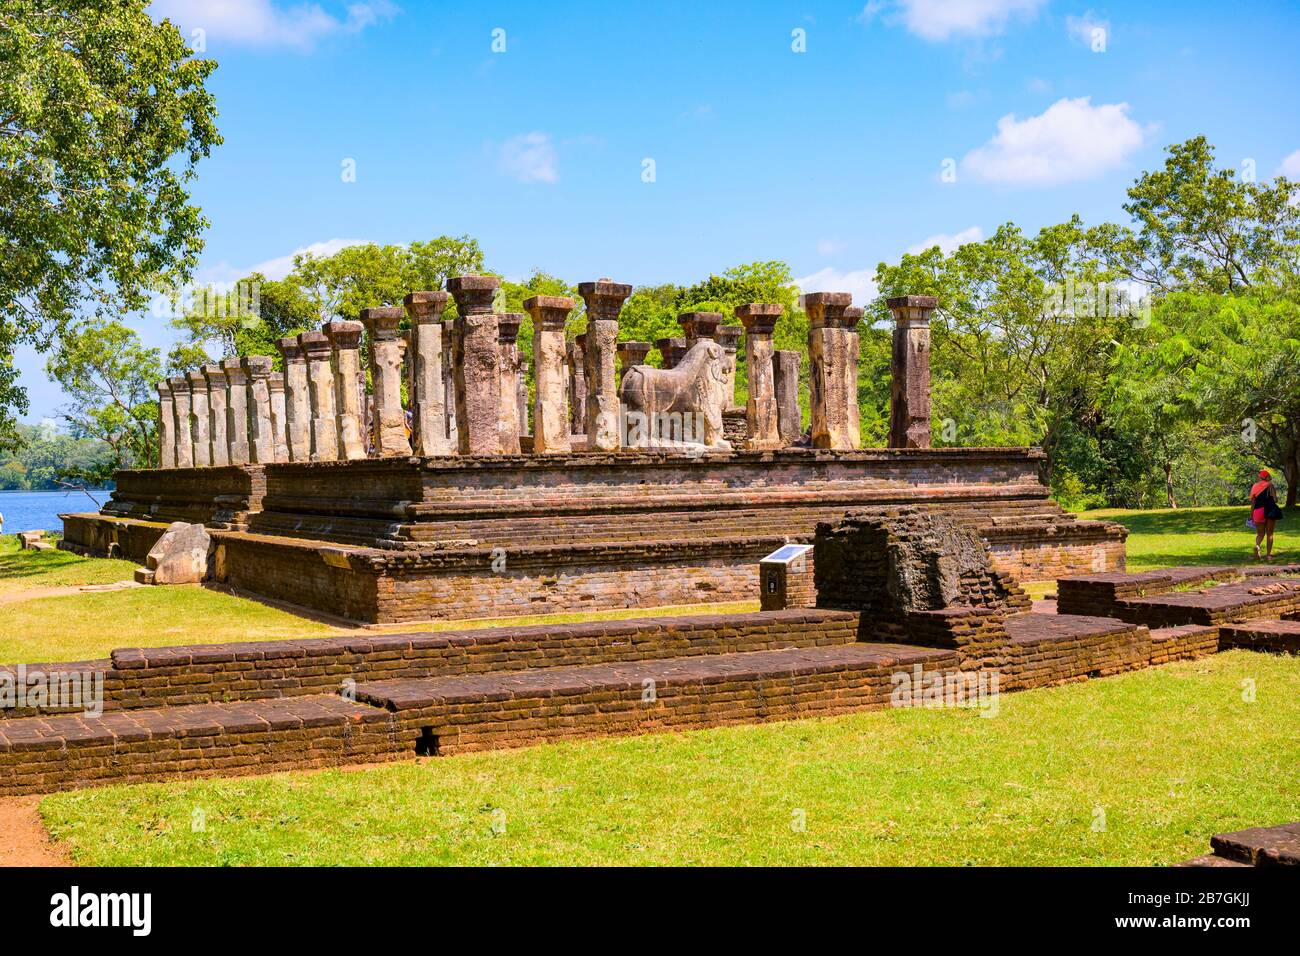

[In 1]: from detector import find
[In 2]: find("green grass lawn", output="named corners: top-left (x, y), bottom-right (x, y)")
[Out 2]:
top-left (0, 534), bottom-right (137, 593)
top-left (38, 651), bottom-right (1298, 866)
top-left (1082, 504), bottom-right (1298, 570)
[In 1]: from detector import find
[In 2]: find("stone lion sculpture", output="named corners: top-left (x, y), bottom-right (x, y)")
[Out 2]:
top-left (620, 340), bottom-right (732, 450)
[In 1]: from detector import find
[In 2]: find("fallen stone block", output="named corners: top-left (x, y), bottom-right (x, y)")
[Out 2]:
top-left (17, 531), bottom-right (44, 549)
top-left (143, 521), bottom-right (212, 585)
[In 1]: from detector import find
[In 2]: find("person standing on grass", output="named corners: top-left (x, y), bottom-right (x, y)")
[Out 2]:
top-left (1250, 469), bottom-right (1284, 562)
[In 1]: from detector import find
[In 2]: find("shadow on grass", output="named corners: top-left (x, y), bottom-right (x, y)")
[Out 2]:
top-left (0, 545), bottom-right (84, 581)
top-left (1098, 505), bottom-right (1299, 537)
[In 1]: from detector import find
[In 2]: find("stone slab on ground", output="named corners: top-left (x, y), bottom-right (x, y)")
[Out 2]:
top-left (1209, 822), bottom-right (1300, 866)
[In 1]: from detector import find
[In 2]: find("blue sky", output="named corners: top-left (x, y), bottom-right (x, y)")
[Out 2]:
top-left (17, 0), bottom-right (1300, 422)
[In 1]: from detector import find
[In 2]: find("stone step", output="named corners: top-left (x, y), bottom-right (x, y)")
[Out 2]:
top-left (353, 643), bottom-right (959, 757)
top-left (1219, 619), bottom-right (1300, 654)
top-left (0, 694), bottom-right (395, 797)
top-left (1209, 822), bottom-right (1300, 866)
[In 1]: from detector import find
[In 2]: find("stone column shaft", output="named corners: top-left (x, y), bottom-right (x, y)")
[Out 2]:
top-left (404, 292), bottom-right (452, 457)
top-left (441, 318), bottom-right (459, 449)
top-left (888, 295), bottom-right (937, 449)
top-left (203, 364), bottom-right (230, 467)
top-left (496, 313), bottom-right (524, 455)
top-left (220, 357), bottom-right (251, 465)
top-left (276, 338), bottom-right (311, 462)
top-left (579, 279), bottom-right (631, 451)
top-left (804, 291), bottom-right (855, 450)
top-left (157, 382), bottom-right (176, 469)
top-left (242, 356), bottom-right (275, 464)
top-left (774, 350), bottom-right (803, 445)
top-left (299, 331), bottom-right (338, 461)
top-left (269, 372), bottom-right (290, 462)
top-left (447, 275), bottom-right (502, 456)
top-left (737, 304), bottom-right (783, 449)
top-left (168, 376), bottom-right (193, 468)
top-left (361, 306), bottom-right (413, 457)
top-left (656, 337), bottom-right (688, 370)
top-left (616, 341), bottom-right (653, 384)
top-left (715, 326), bottom-right (742, 410)
top-left (186, 370), bottom-right (212, 467)
top-left (568, 336), bottom-right (587, 434)
top-left (527, 295), bottom-right (574, 454)
top-left (325, 320), bottom-right (367, 460)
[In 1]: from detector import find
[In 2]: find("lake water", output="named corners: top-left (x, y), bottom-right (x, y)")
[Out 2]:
top-left (0, 489), bottom-right (109, 534)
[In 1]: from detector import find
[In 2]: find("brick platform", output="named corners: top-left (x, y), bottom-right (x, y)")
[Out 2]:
top-left (1219, 619), bottom-right (1300, 654)
top-left (62, 448), bottom-right (1127, 621)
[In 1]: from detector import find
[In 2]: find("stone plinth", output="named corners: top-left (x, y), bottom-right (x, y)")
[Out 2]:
top-left (496, 312), bottom-right (524, 455)
top-left (324, 320), bottom-right (366, 460)
top-left (447, 275), bottom-right (503, 456)
top-left (736, 303), bottom-right (783, 449)
top-left (276, 337), bottom-right (311, 462)
top-left (298, 331), bottom-right (338, 461)
top-left (805, 291), bottom-right (856, 450)
top-left (186, 370), bottom-right (212, 468)
top-left (774, 350), bottom-right (802, 444)
top-left (203, 364), bottom-right (230, 467)
top-left (715, 325), bottom-right (742, 410)
top-left (361, 306), bottom-right (413, 457)
top-left (616, 341), bottom-right (652, 383)
top-left (220, 357), bottom-right (251, 465)
top-left (242, 356), bottom-right (275, 464)
top-left (579, 279), bottom-right (631, 452)
top-left (526, 295), bottom-right (574, 454)
top-left (157, 381), bottom-right (176, 469)
top-left (404, 292), bottom-right (452, 457)
top-left (888, 295), bottom-right (936, 449)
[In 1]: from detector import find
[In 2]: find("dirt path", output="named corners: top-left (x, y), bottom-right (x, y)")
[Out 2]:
top-left (0, 580), bottom-right (141, 606)
top-left (0, 797), bottom-right (72, 867)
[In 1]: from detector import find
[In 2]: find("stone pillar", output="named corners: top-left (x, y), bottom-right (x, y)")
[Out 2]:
top-left (441, 318), bottom-right (459, 449)
top-left (186, 370), bottom-right (212, 467)
top-left (774, 350), bottom-right (803, 445)
top-left (360, 306), bottom-right (412, 457)
top-left (526, 294), bottom-right (574, 454)
top-left (242, 356), bottom-right (275, 464)
top-left (679, 311), bottom-right (722, 345)
top-left (447, 275), bottom-right (502, 456)
top-left (804, 291), bottom-right (855, 450)
top-left (841, 306), bottom-right (863, 449)
top-left (220, 358), bottom-right (250, 465)
top-left (567, 335), bottom-right (587, 434)
top-left (715, 325), bottom-right (742, 410)
top-left (403, 292), bottom-right (451, 457)
top-left (276, 337), bottom-right (311, 462)
top-left (268, 372), bottom-right (290, 462)
top-left (168, 376), bottom-right (193, 468)
top-left (516, 359), bottom-right (529, 438)
top-left (324, 320), bottom-right (366, 460)
top-left (496, 313), bottom-right (523, 455)
top-left (656, 337), bottom-right (688, 369)
top-left (298, 332), bottom-right (338, 461)
top-left (203, 364), bottom-right (229, 467)
top-left (616, 341), bottom-right (652, 383)
top-left (736, 303), bottom-right (783, 449)
top-left (157, 381), bottom-right (176, 469)
top-left (578, 279), bottom-right (631, 452)
top-left (887, 295), bottom-right (937, 449)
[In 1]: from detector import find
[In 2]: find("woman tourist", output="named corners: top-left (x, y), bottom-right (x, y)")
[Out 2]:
top-left (1249, 469), bottom-right (1285, 562)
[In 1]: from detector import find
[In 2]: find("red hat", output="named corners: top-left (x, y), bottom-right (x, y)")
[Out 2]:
top-left (1260, 469), bottom-right (1271, 479)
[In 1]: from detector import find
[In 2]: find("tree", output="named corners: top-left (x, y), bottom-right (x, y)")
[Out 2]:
top-left (46, 318), bottom-right (162, 473)
top-left (0, 1), bottom-right (220, 448)
top-left (1088, 136), bottom-right (1300, 294)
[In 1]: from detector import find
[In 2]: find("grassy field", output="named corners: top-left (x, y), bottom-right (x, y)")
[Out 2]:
top-left (1082, 504), bottom-right (1297, 569)
top-left (38, 650), bottom-right (1299, 866)
top-left (0, 535), bottom-right (136, 593)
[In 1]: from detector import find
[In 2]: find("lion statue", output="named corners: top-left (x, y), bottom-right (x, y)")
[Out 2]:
top-left (619, 340), bottom-right (732, 450)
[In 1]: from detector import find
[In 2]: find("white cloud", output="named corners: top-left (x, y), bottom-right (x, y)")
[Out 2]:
top-left (961, 96), bottom-right (1147, 187)
top-left (495, 131), bottom-right (559, 184)
top-left (906, 226), bottom-right (984, 255)
top-left (1066, 12), bottom-right (1110, 48)
top-left (247, 238), bottom-right (371, 281)
top-left (794, 267), bottom-right (879, 306)
top-left (1277, 149), bottom-right (1300, 179)
top-left (866, 0), bottom-right (1046, 41)
top-left (816, 239), bottom-right (844, 257)
top-left (149, 0), bottom-right (397, 50)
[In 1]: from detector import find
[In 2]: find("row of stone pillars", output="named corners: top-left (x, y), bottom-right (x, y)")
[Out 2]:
top-left (156, 274), bottom-right (937, 466)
